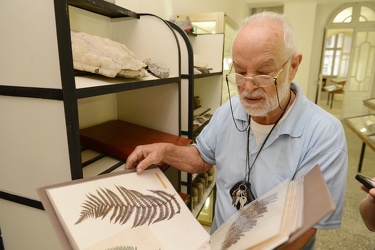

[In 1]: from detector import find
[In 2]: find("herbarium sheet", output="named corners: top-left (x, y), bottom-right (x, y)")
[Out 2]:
top-left (40, 167), bottom-right (210, 250)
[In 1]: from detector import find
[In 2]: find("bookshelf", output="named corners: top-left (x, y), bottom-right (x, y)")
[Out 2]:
top-left (169, 21), bottom-right (224, 216)
top-left (0, 0), bottom-right (184, 249)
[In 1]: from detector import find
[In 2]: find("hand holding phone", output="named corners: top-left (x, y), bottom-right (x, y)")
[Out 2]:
top-left (355, 174), bottom-right (375, 190)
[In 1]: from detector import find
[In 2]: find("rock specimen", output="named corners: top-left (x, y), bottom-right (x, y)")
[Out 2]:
top-left (143, 58), bottom-right (169, 78)
top-left (71, 31), bottom-right (148, 78)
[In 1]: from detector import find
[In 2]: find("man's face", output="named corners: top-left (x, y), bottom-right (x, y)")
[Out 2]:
top-left (231, 21), bottom-right (290, 117)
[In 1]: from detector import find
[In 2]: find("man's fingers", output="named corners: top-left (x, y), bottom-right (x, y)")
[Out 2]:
top-left (124, 146), bottom-right (144, 169)
top-left (124, 144), bottom-right (162, 173)
top-left (124, 152), bottom-right (137, 169)
top-left (135, 158), bottom-right (154, 173)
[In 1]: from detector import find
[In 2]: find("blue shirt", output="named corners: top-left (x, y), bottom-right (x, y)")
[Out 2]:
top-left (194, 82), bottom-right (348, 233)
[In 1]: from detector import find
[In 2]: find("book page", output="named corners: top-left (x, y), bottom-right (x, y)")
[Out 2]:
top-left (43, 167), bottom-right (209, 250)
top-left (287, 164), bottom-right (336, 243)
top-left (84, 225), bottom-right (164, 250)
top-left (254, 177), bottom-right (304, 250)
top-left (210, 179), bottom-right (291, 250)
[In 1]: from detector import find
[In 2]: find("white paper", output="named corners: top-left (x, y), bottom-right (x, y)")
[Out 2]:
top-left (45, 168), bottom-right (209, 250)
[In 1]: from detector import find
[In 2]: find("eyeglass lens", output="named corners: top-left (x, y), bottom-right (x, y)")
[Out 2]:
top-left (228, 74), bottom-right (274, 87)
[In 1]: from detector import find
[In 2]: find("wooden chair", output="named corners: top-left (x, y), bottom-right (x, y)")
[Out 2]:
top-left (323, 78), bottom-right (346, 109)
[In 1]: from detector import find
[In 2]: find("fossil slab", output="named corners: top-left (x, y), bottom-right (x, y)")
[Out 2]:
top-left (71, 31), bottom-right (148, 79)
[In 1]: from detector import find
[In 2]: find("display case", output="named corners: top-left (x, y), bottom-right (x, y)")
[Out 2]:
top-left (363, 98), bottom-right (375, 110)
top-left (344, 98), bottom-right (375, 172)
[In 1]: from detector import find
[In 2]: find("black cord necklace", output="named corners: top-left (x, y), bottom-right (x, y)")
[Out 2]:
top-left (226, 76), bottom-right (249, 132)
top-left (230, 90), bottom-right (293, 210)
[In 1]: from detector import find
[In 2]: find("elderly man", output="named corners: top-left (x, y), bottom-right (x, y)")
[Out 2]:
top-left (125, 11), bottom-right (348, 249)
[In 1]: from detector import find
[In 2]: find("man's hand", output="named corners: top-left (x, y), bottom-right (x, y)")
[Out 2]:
top-left (125, 143), bottom-right (168, 173)
top-left (124, 143), bottom-right (212, 174)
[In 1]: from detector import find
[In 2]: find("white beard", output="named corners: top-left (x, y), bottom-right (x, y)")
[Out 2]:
top-left (239, 71), bottom-right (290, 117)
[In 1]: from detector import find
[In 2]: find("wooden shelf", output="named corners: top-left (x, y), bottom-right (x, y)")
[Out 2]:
top-left (80, 120), bottom-right (192, 161)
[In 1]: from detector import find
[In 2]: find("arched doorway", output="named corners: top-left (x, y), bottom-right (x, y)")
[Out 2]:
top-left (318, 2), bottom-right (375, 118)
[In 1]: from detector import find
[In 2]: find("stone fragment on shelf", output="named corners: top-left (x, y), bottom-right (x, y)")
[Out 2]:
top-left (71, 31), bottom-right (148, 78)
top-left (143, 58), bottom-right (170, 78)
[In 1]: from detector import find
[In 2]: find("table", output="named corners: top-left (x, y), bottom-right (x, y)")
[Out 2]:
top-left (323, 78), bottom-right (346, 109)
top-left (344, 114), bottom-right (375, 172)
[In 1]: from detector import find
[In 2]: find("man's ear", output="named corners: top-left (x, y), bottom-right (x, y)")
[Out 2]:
top-left (289, 53), bottom-right (302, 81)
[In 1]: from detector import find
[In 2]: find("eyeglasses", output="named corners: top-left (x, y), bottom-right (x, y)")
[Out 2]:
top-left (226, 58), bottom-right (290, 88)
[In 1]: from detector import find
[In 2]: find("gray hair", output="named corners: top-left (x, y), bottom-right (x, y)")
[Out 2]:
top-left (237, 11), bottom-right (297, 60)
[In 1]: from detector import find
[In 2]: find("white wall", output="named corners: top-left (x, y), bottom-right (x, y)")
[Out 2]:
top-left (115, 0), bottom-right (171, 18)
top-left (114, 0), bottom-right (371, 102)
top-left (311, 3), bottom-right (346, 103)
top-left (115, 0), bottom-right (248, 25)
top-left (284, 2), bottom-right (317, 98)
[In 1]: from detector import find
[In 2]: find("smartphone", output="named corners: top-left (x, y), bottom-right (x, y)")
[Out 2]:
top-left (355, 174), bottom-right (375, 190)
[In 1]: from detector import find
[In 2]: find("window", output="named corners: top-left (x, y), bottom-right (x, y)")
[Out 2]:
top-left (333, 7), bottom-right (353, 23)
top-left (322, 3), bottom-right (375, 77)
top-left (360, 6), bottom-right (375, 22)
top-left (331, 4), bottom-right (375, 24)
top-left (322, 33), bottom-right (352, 77)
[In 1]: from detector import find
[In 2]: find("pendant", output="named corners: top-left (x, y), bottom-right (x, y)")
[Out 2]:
top-left (229, 181), bottom-right (255, 210)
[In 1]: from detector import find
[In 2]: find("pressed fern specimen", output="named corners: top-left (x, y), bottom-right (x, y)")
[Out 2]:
top-left (221, 193), bottom-right (278, 250)
top-left (75, 185), bottom-right (181, 228)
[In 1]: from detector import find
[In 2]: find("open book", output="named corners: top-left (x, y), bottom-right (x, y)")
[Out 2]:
top-left (38, 165), bottom-right (335, 250)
